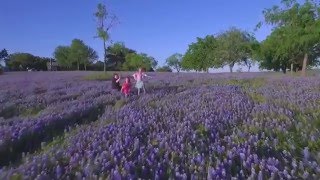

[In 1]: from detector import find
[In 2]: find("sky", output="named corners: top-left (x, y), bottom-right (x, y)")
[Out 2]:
top-left (0, 0), bottom-right (282, 72)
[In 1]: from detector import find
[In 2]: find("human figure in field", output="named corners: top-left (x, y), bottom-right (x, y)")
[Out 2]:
top-left (132, 68), bottom-right (151, 95)
top-left (121, 77), bottom-right (131, 98)
top-left (111, 73), bottom-right (121, 91)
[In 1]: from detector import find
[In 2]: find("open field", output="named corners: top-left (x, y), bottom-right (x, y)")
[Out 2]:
top-left (0, 71), bottom-right (320, 179)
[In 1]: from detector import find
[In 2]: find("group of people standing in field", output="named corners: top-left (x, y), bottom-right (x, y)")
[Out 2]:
top-left (111, 68), bottom-right (151, 97)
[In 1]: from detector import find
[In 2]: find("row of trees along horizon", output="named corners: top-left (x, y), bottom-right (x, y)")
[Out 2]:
top-left (0, 0), bottom-right (319, 76)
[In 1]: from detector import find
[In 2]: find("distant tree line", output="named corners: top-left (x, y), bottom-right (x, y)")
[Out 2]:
top-left (0, 48), bottom-right (53, 71)
top-left (165, 0), bottom-right (320, 75)
top-left (2, 0), bottom-right (318, 75)
top-left (0, 40), bottom-right (164, 72)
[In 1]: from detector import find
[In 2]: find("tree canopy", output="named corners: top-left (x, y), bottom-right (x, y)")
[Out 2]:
top-left (0, 49), bottom-right (9, 62)
top-left (6, 53), bottom-right (50, 71)
top-left (94, 3), bottom-right (118, 72)
top-left (157, 65), bottom-right (172, 72)
top-left (181, 35), bottom-right (220, 72)
top-left (257, 0), bottom-right (320, 75)
top-left (106, 42), bottom-right (136, 70)
top-left (122, 53), bottom-right (157, 71)
top-left (166, 53), bottom-right (183, 72)
top-left (215, 27), bottom-right (257, 73)
top-left (53, 39), bottom-right (98, 70)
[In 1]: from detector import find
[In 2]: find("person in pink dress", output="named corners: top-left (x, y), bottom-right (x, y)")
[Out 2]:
top-left (132, 67), bottom-right (151, 95)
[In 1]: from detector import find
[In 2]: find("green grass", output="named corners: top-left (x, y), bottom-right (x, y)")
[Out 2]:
top-left (83, 72), bottom-right (113, 81)
top-left (248, 92), bottom-right (266, 103)
top-left (227, 78), bottom-right (266, 89)
top-left (20, 107), bottom-right (42, 117)
top-left (114, 99), bottom-right (127, 110)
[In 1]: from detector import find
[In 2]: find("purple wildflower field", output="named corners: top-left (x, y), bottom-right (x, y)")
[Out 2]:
top-left (0, 71), bottom-right (320, 179)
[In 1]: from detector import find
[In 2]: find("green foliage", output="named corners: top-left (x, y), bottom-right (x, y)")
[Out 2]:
top-left (0, 49), bottom-right (9, 64)
top-left (84, 72), bottom-right (113, 81)
top-left (53, 46), bottom-right (71, 68)
top-left (182, 35), bottom-right (220, 72)
top-left (53, 39), bottom-right (98, 71)
top-left (166, 53), bottom-right (182, 72)
top-left (114, 99), bottom-right (127, 110)
top-left (122, 53), bottom-right (156, 71)
top-left (106, 42), bottom-right (136, 70)
top-left (20, 107), bottom-right (42, 117)
top-left (227, 78), bottom-right (266, 89)
top-left (258, 0), bottom-right (320, 75)
top-left (6, 53), bottom-right (48, 71)
top-left (215, 27), bottom-right (257, 73)
top-left (70, 39), bottom-right (87, 70)
top-left (156, 65), bottom-right (172, 72)
top-left (94, 3), bottom-right (118, 72)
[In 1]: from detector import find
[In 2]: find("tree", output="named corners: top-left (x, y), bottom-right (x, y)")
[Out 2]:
top-left (106, 42), bottom-right (136, 70)
top-left (122, 53), bottom-right (154, 71)
top-left (53, 39), bottom-right (98, 70)
top-left (182, 35), bottom-right (220, 72)
top-left (53, 46), bottom-right (72, 68)
top-left (0, 49), bottom-right (9, 64)
top-left (94, 3), bottom-right (118, 72)
top-left (7, 53), bottom-right (35, 70)
top-left (157, 66), bottom-right (172, 72)
top-left (215, 27), bottom-right (257, 73)
top-left (0, 49), bottom-right (8, 73)
top-left (84, 45), bottom-right (98, 71)
top-left (257, 0), bottom-right (320, 76)
top-left (6, 53), bottom-right (48, 71)
top-left (257, 27), bottom-right (300, 73)
top-left (145, 54), bottom-right (158, 70)
top-left (70, 39), bottom-right (87, 71)
top-left (166, 53), bottom-right (182, 72)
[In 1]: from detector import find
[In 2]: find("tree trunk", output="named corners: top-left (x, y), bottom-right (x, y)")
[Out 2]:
top-left (229, 65), bottom-right (234, 73)
top-left (84, 64), bottom-right (87, 71)
top-left (290, 63), bottom-right (293, 75)
top-left (77, 61), bottom-right (80, 71)
top-left (301, 53), bottom-right (308, 77)
top-left (103, 40), bottom-right (107, 72)
top-left (248, 65), bottom-right (251, 72)
top-left (281, 66), bottom-right (286, 74)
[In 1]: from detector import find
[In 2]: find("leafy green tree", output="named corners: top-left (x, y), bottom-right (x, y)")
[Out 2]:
top-left (70, 39), bottom-right (87, 70)
top-left (7, 53), bottom-right (35, 70)
top-left (257, 27), bottom-right (300, 73)
top-left (157, 66), bottom-right (172, 72)
top-left (0, 49), bottom-right (9, 64)
top-left (257, 0), bottom-right (320, 76)
top-left (84, 45), bottom-right (98, 71)
top-left (166, 53), bottom-right (182, 72)
top-left (53, 46), bottom-right (72, 68)
top-left (6, 53), bottom-right (48, 71)
top-left (53, 40), bottom-right (98, 70)
top-left (182, 35), bottom-right (220, 72)
top-left (122, 53), bottom-right (154, 71)
top-left (141, 53), bottom-right (157, 70)
top-left (106, 42), bottom-right (136, 70)
top-left (94, 3), bottom-right (118, 72)
top-left (0, 49), bottom-right (8, 73)
top-left (215, 27), bottom-right (257, 73)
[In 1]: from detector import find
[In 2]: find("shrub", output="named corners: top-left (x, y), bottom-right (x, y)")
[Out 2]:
top-left (84, 72), bottom-right (113, 81)
top-left (157, 66), bottom-right (172, 72)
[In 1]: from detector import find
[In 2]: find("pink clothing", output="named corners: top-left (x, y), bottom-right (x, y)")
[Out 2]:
top-left (133, 72), bottom-right (146, 81)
